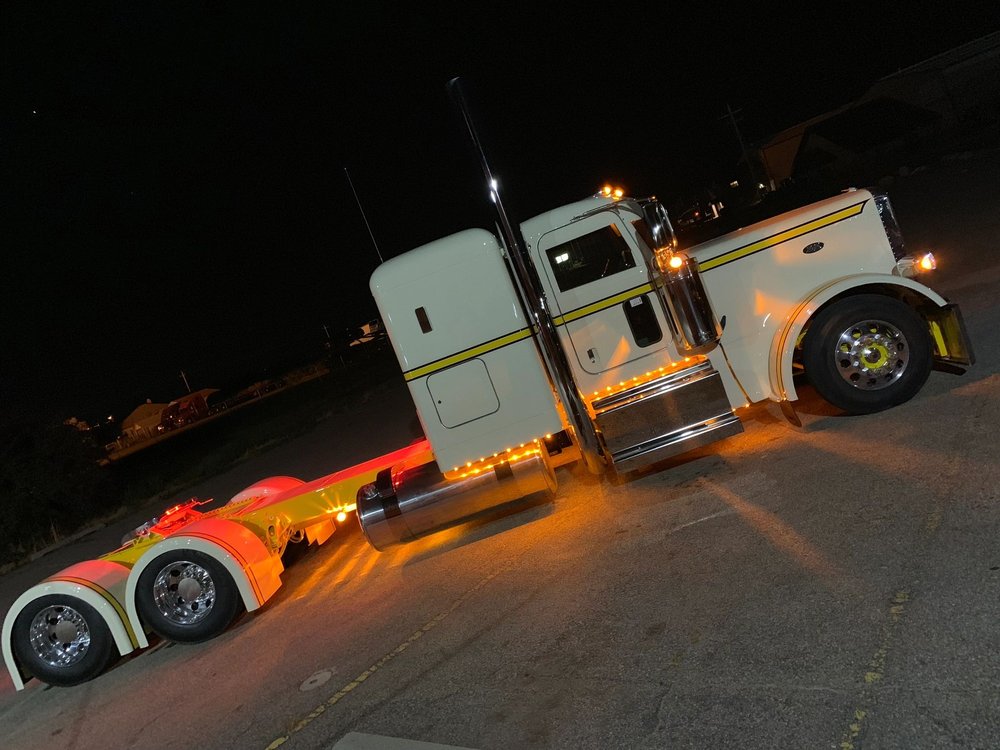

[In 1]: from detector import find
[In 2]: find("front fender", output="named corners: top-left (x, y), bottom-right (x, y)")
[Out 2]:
top-left (2, 559), bottom-right (137, 691)
top-left (125, 518), bottom-right (283, 648)
top-left (770, 274), bottom-right (951, 402)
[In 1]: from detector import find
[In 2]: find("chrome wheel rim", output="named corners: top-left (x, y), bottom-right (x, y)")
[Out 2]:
top-left (29, 604), bottom-right (91, 667)
top-left (151, 560), bottom-right (216, 625)
top-left (833, 318), bottom-right (910, 390)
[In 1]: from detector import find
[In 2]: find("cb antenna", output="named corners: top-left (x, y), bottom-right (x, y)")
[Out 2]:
top-left (344, 166), bottom-right (384, 264)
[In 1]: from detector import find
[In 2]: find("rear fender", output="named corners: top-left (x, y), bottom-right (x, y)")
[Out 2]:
top-left (125, 518), bottom-right (282, 648)
top-left (2, 559), bottom-right (136, 691)
top-left (770, 274), bottom-right (951, 402)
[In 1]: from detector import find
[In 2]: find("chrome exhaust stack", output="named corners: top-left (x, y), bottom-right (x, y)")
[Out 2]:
top-left (356, 448), bottom-right (556, 551)
top-left (447, 77), bottom-right (606, 475)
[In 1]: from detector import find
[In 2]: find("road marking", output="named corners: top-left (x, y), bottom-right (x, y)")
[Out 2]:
top-left (838, 590), bottom-right (909, 750)
top-left (924, 508), bottom-right (943, 533)
top-left (264, 566), bottom-right (508, 749)
top-left (667, 509), bottom-right (735, 534)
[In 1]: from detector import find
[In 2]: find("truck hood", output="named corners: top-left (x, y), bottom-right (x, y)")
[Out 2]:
top-left (684, 188), bottom-right (874, 268)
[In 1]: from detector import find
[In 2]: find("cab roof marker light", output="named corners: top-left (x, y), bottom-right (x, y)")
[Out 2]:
top-left (598, 184), bottom-right (626, 200)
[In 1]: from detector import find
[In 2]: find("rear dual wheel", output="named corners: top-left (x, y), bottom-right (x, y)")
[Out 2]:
top-left (135, 550), bottom-right (241, 643)
top-left (12, 595), bottom-right (117, 687)
top-left (803, 294), bottom-right (932, 414)
top-left (12, 551), bottom-right (242, 686)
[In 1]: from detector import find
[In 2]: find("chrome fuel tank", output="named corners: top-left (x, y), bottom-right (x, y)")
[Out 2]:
top-left (356, 449), bottom-right (556, 550)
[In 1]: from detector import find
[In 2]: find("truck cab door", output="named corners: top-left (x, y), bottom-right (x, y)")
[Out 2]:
top-left (533, 213), bottom-right (671, 391)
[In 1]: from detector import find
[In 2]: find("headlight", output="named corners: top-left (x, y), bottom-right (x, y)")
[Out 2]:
top-left (895, 252), bottom-right (937, 278)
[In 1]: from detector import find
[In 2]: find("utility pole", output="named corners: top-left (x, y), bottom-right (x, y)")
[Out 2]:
top-left (722, 103), bottom-right (765, 196)
top-left (322, 324), bottom-right (346, 369)
top-left (344, 167), bottom-right (384, 264)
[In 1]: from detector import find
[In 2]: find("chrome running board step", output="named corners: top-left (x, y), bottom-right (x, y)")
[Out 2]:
top-left (592, 361), bottom-right (743, 473)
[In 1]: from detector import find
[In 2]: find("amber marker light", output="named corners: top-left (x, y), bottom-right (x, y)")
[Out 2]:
top-left (919, 252), bottom-right (937, 271)
top-left (336, 511), bottom-right (348, 523)
top-left (444, 444), bottom-right (544, 480)
top-left (588, 355), bottom-right (708, 402)
top-left (668, 255), bottom-right (684, 269)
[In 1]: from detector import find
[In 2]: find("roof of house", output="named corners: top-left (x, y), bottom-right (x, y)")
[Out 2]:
top-left (876, 30), bottom-right (1000, 80)
top-left (167, 388), bottom-right (220, 406)
top-left (122, 402), bottom-right (167, 428)
top-left (804, 97), bottom-right (939, 152)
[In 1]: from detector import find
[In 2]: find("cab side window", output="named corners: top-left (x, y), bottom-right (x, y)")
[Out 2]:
top-left (545, 223), bottom-right (636, 292)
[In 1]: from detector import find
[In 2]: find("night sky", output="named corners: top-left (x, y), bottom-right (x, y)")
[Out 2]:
top-left (3, 3), bottom-right (996, 426)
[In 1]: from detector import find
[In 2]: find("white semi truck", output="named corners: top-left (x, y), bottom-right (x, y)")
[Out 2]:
top-left (1, 84), bottom-right (973, 690)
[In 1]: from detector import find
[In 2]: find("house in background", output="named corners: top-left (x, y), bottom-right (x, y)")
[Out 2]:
top-left (758, 30), bottom-right (1000, 189)
top-left (118, 400), bottom-right (167, 445)
top-left (159, 388), bottom-right (219, 431)
top-left (105, 388), bottom-right (220, 460)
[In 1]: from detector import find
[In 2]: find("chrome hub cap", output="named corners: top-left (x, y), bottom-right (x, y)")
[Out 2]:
top-left (151, 560), bottom-right (216, 625)
top-left (834, 318), bottom-right (909, 390)
top-left (29, 604), bottom-right (91, 667)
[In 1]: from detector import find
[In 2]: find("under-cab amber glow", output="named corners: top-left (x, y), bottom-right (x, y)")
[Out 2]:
top-left (919, 252), bottom-right (937, 271)
top-left (336, 511), bottom-right (348, 523)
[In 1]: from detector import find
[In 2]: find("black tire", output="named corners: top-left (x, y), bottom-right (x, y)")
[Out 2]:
top-left (135, 549), bottom-right (241, 643)
top-left (11, 595), bottom-right (117, 687)
top-left (803, 294), bottom-right (932, 414)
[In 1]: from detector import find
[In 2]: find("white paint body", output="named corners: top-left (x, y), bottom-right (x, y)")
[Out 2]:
top-left (683, 189), bottom-right (948, 402)
top-left (372, 229), bottom-right (563, 472)
top-left (376, 188), bottom-right (956, 469)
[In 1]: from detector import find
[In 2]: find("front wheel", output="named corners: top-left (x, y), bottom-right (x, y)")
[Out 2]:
top-left (11, 595), bottom-right (117, 687)
top-left (802, 294), bottom-right (932, 414)
top-left (135, 550), bottom-right (241, 643)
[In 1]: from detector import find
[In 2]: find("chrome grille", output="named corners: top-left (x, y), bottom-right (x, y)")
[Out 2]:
top-left (874, 193), bottom-right (906, 261)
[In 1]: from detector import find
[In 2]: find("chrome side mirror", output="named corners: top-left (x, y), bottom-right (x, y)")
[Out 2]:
top-left (641, 201), bottom-right (677, 252)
